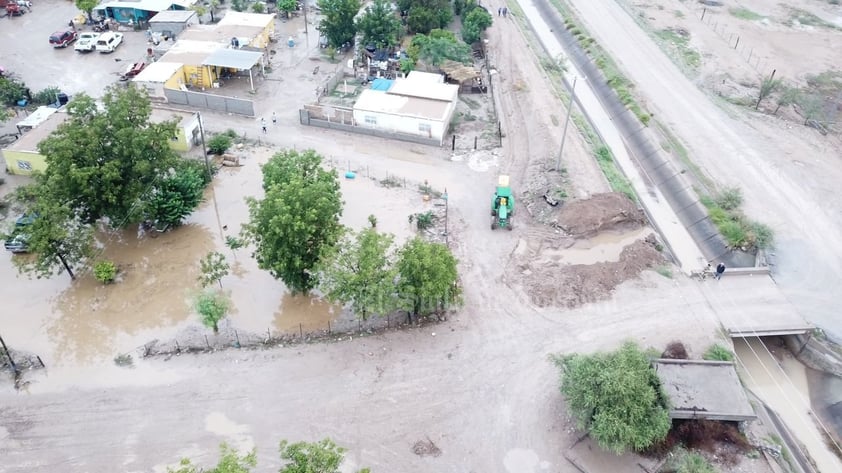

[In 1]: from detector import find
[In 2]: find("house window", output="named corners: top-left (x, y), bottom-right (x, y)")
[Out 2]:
top-left (364, 115), bottom-right (377, 125)
top-left (17, 160), bottom-right (32, 171)
top-left (418, 123), bottom-right (432, 133)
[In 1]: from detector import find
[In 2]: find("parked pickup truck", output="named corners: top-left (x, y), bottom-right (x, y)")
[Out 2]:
top-left (95, 32), bottom-right (123, 53)
top-left (74, 32), bottom-right (100, 52)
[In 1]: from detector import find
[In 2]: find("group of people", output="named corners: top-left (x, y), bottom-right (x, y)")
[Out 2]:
top-left (497, 6), bottom-right (509, 17)
top-left (260, 113), bottom-right (278, 134)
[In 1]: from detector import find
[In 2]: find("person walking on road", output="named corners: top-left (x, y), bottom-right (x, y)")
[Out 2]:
top-left (715, 262), bottom-right (726, 280)
top-left (272, 112), bottom-right (277, 125)
top-left (261, 118), bottom-right (267, 134)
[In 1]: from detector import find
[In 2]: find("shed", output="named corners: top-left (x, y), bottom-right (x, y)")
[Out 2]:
top-left (133, 61), bottom-right (185, 100)
top-left (15, 106), bottom-right (59, 135)
top-left (406, 71), bottom-right (444, 84)
top-left (94, 0), bottom-right (195, 24)
top-left (201, 49), bottom-right (265, 91)
top-left (150, 107), bottom-right (200, 151)
top-left (3, 110), bottom-right (68, 175)
top-left (353, 89), bottom-right (454, 145)
top-left (387, 76), bottom-right (459, 102)
top-left (652, 359), bottom-right (757, 422)
top-left (148, 9), bottom-right (199, 36)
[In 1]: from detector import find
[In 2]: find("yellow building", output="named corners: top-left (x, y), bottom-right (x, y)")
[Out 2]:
top-left (2, 107), bottom-right (200, 176)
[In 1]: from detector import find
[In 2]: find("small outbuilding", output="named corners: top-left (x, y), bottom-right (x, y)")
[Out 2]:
top-left (94, 0), bottom-right (196, 24)
top-left (133, 61), bottom-right (185, 100)
top-left (148, 9), bottom-right (198, 37)
top-left (352, 72), bottom-right (459, 145)
top-left (652, 359), bottom-right (756, 422)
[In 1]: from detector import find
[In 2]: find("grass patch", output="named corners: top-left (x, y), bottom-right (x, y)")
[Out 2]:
top-left (548, 0), bottom-right (651, 126)
top-left (665, 448), bottom-right (715, 473)
top-left (673, 9), bottom-right (685, 18)
top-left (654, 29), bottom-right (701, 71)
top-left (729, 7), bottom-right (765, 21)
top-left (700, 187), bottom-right (773, 250)
top-left (595, 146), bottom-right (636, 201)
top-left (786, 8), bottom-right (840, 29)
top-left (703, 343), bottom-right (734, 361)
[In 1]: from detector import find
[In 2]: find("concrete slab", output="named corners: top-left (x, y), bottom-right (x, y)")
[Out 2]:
top-left (700, 274), bottom-right (813, 337)
top-left (653, 359), bottom-right (756, 422)
top-left (565, 436), bottom-right (660, 473)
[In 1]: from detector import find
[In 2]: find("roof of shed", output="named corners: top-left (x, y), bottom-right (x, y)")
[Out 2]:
top-left (217, 11), bottom-right (275, 28)
top-left (354, 89), bottom-right (451, 122)
top-left (7, 110), bottom-right (68, 152)
top-left (653, 359), bottom-right (756, 422)
top-left (132, 60), bottom-right (183, 83)
top-left (149, 9), bottom-right (197, 22)
top-left (387, 78), bottom-right (458, 102)
top-left (439, 60), bottom-right (480, 83)
top-left (201, 49), bottom-right (264, 69)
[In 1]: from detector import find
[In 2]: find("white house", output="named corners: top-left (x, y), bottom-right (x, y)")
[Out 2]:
top-left (352, 72), bottom-right (458, 145)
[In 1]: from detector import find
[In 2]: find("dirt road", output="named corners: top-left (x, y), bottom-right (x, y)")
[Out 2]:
top-left (562, 0), bottom-right (842, 341)
top-left (0, 273), bottom-right (723, 472)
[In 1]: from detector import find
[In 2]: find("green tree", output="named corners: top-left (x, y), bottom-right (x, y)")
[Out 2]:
top-left (553, 342), bottom-right (671, 454)
top-left (278, 0), bottom-right (298, 13)
top-left (318, 0), bottom-right (361, 48)
top-left (399, 0), bottom-right (452, 33)
top-left (7, 198), bottom-right (94, 280)
top-left (396, 238), bottom-right (460, 318)
top-left (191, 3), bottom-right (208, 23)
top-left (461, 7), bottom-right (492, 44)
top-left (755, 75), bottom-right (782, 110)
top-left (356, 0), bottom-right (402, 49)
top-left (195, 290), bottom-right (230, 333)
top-left (144, 161), bottom-right (206, 230)
top-left (408, 31), bottom-right (473, 67)
top-left (168, 442), bottom-right (257, 473)
top-left (243, 149), bottom-right (343, 294)
top-left (75, 0), bottom-right (98, 21)
top-left (280, 438), bottom-right (368, 473)
top-left (774, 86), bottom-right (799, 115)
top-left (199, 251), bottom-right (230, 288)
top-left (319, 228), bottom-right (397, 320)
top-left (0, 77), bottom-right (26, 107)
top-left (37, 86), bottom-right (181, 226)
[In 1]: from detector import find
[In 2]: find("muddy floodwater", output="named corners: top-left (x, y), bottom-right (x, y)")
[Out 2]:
top-left (734, 338), bottom-right (842, 472)
top-left (0, 147), bottom-right (430, 371)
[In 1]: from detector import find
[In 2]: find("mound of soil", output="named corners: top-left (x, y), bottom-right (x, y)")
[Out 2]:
top-left (556, 192), bottom-right (644, 237)
top-left (522, 238), bottom-right (664, 308)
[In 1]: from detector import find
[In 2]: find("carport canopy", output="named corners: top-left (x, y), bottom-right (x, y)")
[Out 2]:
top-left (202, 49), bottom-right (264, 71)
top-left (202, 49), bottom-right (264, 91)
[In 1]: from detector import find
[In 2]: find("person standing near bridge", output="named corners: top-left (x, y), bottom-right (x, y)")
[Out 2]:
top-left (715, 262), bottom-right (726, 280)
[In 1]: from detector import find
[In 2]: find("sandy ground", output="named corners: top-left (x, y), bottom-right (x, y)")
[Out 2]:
top-left (564, 0), bottom-right (842, 344)
top-left (0, 4), bottom-right (771, 473)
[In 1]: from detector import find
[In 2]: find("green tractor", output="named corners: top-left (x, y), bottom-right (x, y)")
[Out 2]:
top-left (491, 175), bottom-right (515, 231)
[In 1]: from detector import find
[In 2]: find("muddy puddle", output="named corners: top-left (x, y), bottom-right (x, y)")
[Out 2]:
top-left (535, 226), bottom-right (652, 266)
top-left (734, 338), bottom-right (842, 472)
top-left (0, 146), bottom-right (435, 375)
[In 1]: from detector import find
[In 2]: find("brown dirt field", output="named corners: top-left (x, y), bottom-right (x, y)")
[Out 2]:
top-left (555, 192), bottom-right (645, 237)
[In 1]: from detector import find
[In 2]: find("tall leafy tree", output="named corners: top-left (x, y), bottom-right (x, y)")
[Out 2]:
top-left (355, 0), bottom-right (402, 49)
top-left (408, 30), bottom-right (473, 67)
top-left (144, 160), bottom-right (206, 230)
top-left (319, 228), bottom-right (397, 320)
top-left (396, 238), bottom-right (460, 318)
top-left (37, 85), bottom-right (181, 227)
top-left (75, 0), bottom-right (98, 21)
top-left (243, 149), bottom-right (343, 294)
top-left (318, 0), bottom-right (361, 48)
top-left (461, 7), bottom-right (492, 44)
top-left (554, 342), bottom-right (671, 454)
top-left (6, 193), bottom-right (94, 280)
top-left (400, 0), bottom-right (452, 34)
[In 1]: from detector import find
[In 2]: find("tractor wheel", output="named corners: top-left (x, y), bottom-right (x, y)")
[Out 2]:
top-left (491, 218), bottom-right (497, 230)
top-left (508, 218), bottom-right (514, 231)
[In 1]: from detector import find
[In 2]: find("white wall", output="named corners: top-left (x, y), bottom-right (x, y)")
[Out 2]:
top-left (352, 111), bottom-right (447, 145)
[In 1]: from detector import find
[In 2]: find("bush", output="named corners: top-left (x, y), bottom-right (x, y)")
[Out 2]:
top-left (252, 1), bottom-right (265, 13)
top-left (719, 220), bottom-right (746, 247)
top-left (671, 449), bottom-right (716, 473)
top-left (33, 87), bottom-right (61, 106)
top-left (703, 343), bottom-right (734, 361)
top-left (0, 77), bottom-right (26, 106)
top-left (750, 222), bottom-right (773, 249)
top-left (715, 187), bottom-right (743, 211)
top-left (93, 260), bottom-right (118, 284)
top-left (208, 134), bottom-right (233, 155)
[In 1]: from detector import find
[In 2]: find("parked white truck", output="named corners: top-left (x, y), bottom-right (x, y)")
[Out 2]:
top-left (74, 32), bottom-right (100, 52)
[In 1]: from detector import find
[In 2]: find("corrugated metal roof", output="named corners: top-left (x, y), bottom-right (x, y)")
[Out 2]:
top-left (387, 78), bottom-right (458, 102)
top-left (95, 0), bottom-right (194, 13)
top-left (149, 9), bottom-right (197, 22)
top-left (201, 49), bottom-right (263, 69)
top-left (353, 89), bottom-right (450, 122)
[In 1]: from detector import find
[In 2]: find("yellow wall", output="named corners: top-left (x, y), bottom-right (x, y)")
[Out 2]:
top-left (164, 66), bottom-right (186, 90)
top-left (2, 150), bottom-right (47, 176)
top-left (252, 22), bottom-right (275, 49)
top-left (182, 64), bottom-right (215, 88)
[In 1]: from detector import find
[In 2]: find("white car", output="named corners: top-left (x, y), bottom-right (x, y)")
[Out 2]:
top-left (74, 32), bottom-right (100, 52)
top-left (95, 32), bottom-right (124, 53)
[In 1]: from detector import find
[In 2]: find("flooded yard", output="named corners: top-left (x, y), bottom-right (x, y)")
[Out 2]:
top-left (0, 145), bottom-right (435, 369)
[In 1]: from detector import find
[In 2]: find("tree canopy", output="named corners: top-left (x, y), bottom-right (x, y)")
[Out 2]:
top-left (408, 30), bottom-right (473, 67)
top-left (244, 149), bottom-right (343, 294)
top-left (319, 227), bottom-right (397, 320)
top-left (75, 0), bottom-right (97, 15)
top-left (399, 0), bottom-right (452, 34)
top-left (356, 0), bottom-right (402, 49)
top-left (461, 6), bottom-right (492, 44)
top-left (144, 160), bottom-right (206, 230)
top-left (280, 438), bottom-right (371, 473)
top-left (554, 342), bottom-right (671, 454)
top-left (396, 237), bottom-right (460, 317)
top-left (318, 0), bottom-right (361, 48)
top-left (37, 86), bottom-right (181, 226)
top-left (168, 443), bottom-right (256, 473)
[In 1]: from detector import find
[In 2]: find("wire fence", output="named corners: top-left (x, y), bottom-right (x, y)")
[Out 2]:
top-left (696, 7), bottom-right (773, 76)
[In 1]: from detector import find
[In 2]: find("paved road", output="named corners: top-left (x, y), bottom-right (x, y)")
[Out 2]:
top-left (561, 0), bottom-right (842, 341)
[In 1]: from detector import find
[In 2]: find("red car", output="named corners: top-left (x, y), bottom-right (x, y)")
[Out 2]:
top-left (49, 29), bottom-right (78, 48)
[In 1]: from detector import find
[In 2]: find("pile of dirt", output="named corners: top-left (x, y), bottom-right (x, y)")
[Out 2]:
top-left (646, 419), bottom-right (753, 466)
top-left (520, 238), bottom-right (664, 308)
top-left (556, 193), bottom-right (644, 237)
top-left (412, 438), bottom-right (442, 457)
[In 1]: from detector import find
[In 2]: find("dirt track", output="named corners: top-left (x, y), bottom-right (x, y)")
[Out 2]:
top-left (563, 0), bottom-right (842, 341)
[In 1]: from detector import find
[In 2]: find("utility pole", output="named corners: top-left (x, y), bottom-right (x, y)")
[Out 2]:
top-left (303, 0), bottom-right (309, 49)
top-left (0, 333), bottom-right (18, 378)
top-left (197, 112), bottom-right (211, 180)
top-left (555, 75), bottom-right (577, 171)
